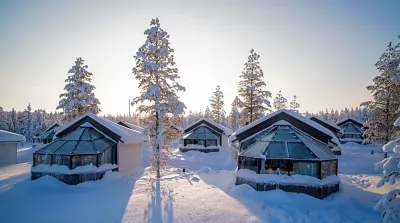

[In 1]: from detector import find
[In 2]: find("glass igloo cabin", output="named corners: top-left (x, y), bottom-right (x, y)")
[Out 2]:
top-left (230, 110), bottom-right (340, 199)
top-left (32, 113), bottom-right (147, 185)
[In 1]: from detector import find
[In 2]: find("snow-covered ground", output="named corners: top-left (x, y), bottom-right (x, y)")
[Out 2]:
top-left (0, 143), bottom-right (399, 222)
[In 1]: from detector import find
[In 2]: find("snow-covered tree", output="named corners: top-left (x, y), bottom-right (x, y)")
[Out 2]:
top-left (204, 106), bottom-right (211, 119)
top-left (273, 90), bottom-right (287, 111)
top-left (209, 85), bottom-right (225, 124)
top-left (0, 106), bottom-right (10, 131)
top-left (57, 57), bottom-right (101, 122)
top-left (132, 18), bottom-right (185, 178)
top-left (229, 96), bottom-right (240, 131)
top-left (15, 104), bottom-right (33, 141)
top-left (289, 95), bottom-right (300, 112)
top-left (31, 109), bottom-right (47, 136)
top-left (364, 39), bottom-right (400, 144)
top-left (374, 117), bottom-right (400, 223)
top-left (237, 49), bottom-right (271, 122)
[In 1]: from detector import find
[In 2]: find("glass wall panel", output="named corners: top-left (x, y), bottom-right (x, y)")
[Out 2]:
top-left (71, 155), bottom-right (97, 169)
top-left (292, 161), bottom-right (318, 178)
top-left (321, 160), bottom-right (337, 178)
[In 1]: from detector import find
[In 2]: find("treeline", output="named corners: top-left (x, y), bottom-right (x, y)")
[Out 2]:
top-left (0, 104), bottom-right (63, 142)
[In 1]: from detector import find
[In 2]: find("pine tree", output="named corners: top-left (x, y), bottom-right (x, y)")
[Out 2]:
top-left (289, 95), bottom-right (300, 112)
top-left (209, 85), bottom-right (225, 123)
top-left (57, 57), bottom-right (101, 122)
top-left (132, 18), bottom-right (185, 178)
top-left (273, 90), bottom-right (287, 111)
top-left (31, 109), bottom-right (46, 136)
top-left (364, 39), bottom-right (400, 144)
top-left (204, 106), bottom-right (211, 119)
top-left (374, 117), bottom-right (400, 223)
top-left (230, 96), bottom-right (240, 131)
top-left (237, 49), bottom-right (271, 122)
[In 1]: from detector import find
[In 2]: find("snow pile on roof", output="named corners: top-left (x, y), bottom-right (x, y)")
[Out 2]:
top-left (44, 123), bottom-right (60, 133)
top-left (231, 109), bottom-right (340, 144)
top-left (184, 118), bottom-right (233, 135)
top-left (118, 120), bottom-right (145, 133)
top-left (336, 118), bottom-right (364, 126)
top-left (236, 169), bottom-right (340, 186)
top-left (310, 116), bottom-right (343, 133)
top-left (56, 113), bottom-right (148, 144)
top-left (181, 144), bottom-right (221, 150)
top-left (31, 163), bottom-right (118, 174)
top-left (0, 130), bottom-right (25, 142)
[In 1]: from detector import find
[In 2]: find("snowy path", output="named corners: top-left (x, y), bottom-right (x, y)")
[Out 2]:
top-left (122, 173), bottom-right (261, 223)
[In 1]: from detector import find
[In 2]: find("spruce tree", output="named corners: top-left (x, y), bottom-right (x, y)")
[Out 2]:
top-left (209, 85), bottom-right (224, 123)
top-left (364, 39), bottom-right (400, 144)
top-left (230, 96), bottom-right (241, 131)
top-left (57, 57), bottom-right (101, 122)
top-left (204, 106), bottom-right (211, 119)
top-left (374, 117), bottom-right (400, 223)
top-left (289, 95), bottom-right (300, 112)
top-left (273, 90), bottom-right (287, 111)
top-left (237, 49), bottom-right (271, 122)
top-left (132, 18), bottom-right (185, 178)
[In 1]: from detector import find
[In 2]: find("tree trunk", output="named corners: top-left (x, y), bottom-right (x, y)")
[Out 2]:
top-left (155, 111), bottom-right (161, 179)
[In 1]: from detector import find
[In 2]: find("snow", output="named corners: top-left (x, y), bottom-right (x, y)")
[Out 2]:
top-left (31, 163), bottom-right (119, 174)
top-left (232, 109), bottom-right (340, 145)
top-left (310, 116), bottom-right (343, 133)
top-left (0, 130), bottom-right (25, 142)
top-left (118, 120), bottom-right (145, 133)
top-left (181, 144), bottom-right (221, 150)
top-left (336, 117), bottom-right (364, 126)
top-left (56, 113), bottom-right (148, 145)
top-left (183, 118), bottom-right (233, 135)
top-left (1, 142), bottom-right (399, 222)
top-left (236, 169), bottom-right (340, 186)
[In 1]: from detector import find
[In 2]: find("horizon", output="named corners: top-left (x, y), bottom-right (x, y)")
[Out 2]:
top-left (1, 1), bottom-right (400, 115)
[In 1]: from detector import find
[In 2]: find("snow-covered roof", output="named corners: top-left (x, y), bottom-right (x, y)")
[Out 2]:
top-left (336, 118), bottom-right (364, 127)
top-left (0, 130), bottom-right (25, 142)
top-left (310, 116), bottom-right (343, 134)
top-left (184, 118), bottom-right (233, 135)
top-left (231, 109), bottom-right (340, 145)
top-left (56, 113), bottom-right (148, 145)
top-left (394, 117), bottom-right (400, 127)
top-left (44, 123), bottom-right (60, 133)
top-left (117, 121), bottom-right (145, 133)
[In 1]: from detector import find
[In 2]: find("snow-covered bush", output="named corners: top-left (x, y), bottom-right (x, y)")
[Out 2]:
top-left (374, 117), bottom-right (400, 223)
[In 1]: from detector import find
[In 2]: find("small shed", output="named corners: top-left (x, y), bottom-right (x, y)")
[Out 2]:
top-left (0, 130), bottom-right (25, 167)
top-left (230, 109), bottom-right (340, 199)
top-left (336, 118), bottom-right (364, 144)
top-left (31, 114), bottom-right (148, 184)
top-left (180, 118), bottom-right (233, 152)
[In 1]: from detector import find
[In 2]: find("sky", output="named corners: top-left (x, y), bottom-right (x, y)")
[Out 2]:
top-left (0, 1), bottom-right (399, 116)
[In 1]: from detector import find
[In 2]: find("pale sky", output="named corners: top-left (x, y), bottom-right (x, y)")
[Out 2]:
top-left (0, 1), bottom-right (399, 115)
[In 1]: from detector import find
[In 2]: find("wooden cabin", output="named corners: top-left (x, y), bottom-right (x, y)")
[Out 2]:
top-left (336, 118), bottom-right (364, 144)
top-left (181, 118), bottom-right (233, 152)
top-left (230, 109), bottom-right (340, 199)
top-left (31, 114), bottom-right (148, 185)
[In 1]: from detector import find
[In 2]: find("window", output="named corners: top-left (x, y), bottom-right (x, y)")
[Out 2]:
top-left (265, 159), bottom-right (293, 175)
top-left (206, 140), bottom-right (217, 147)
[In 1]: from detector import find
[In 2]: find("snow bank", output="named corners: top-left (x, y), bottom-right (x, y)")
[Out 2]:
top-left (231, 109), bottom-right (340, 145)
top-left (236, 169), bottom-right (340, 186)
top-left (56, 113), bottom-right (148, 145)
top-left (0, 130), bottom-right (25, 142)
top-left (181, 144), bottom-right (221, 150)
top-left (183, 118), bottom-right (233, 135)
top-left (31, 163), bottom-right (119, 174)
